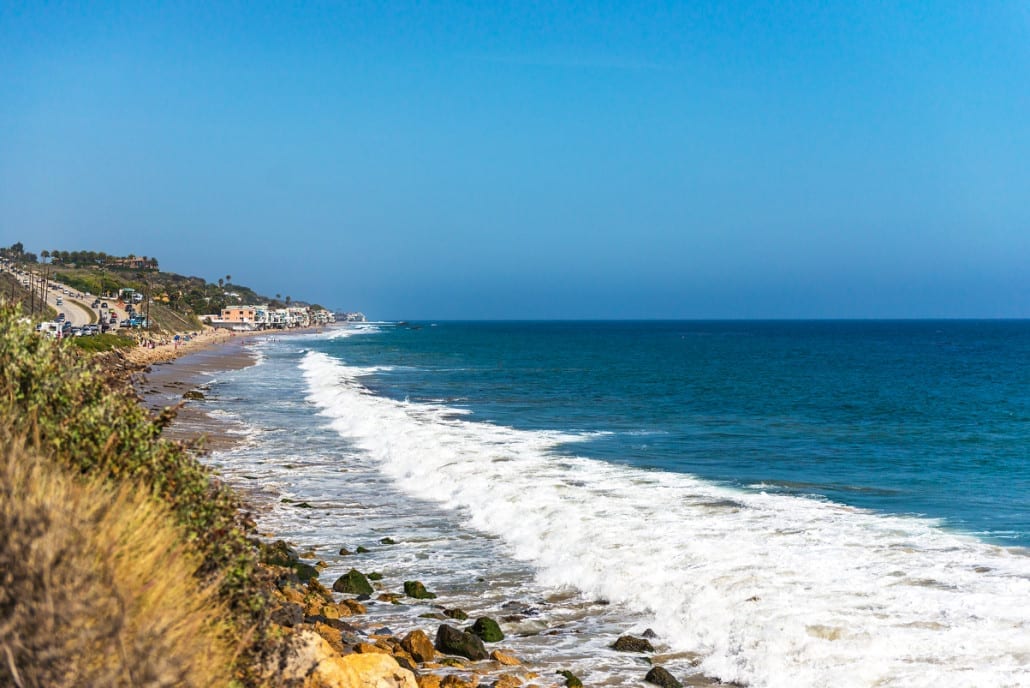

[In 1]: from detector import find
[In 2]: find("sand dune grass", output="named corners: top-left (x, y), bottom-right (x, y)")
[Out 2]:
top-left (0, 434), bottom-right (236, 687)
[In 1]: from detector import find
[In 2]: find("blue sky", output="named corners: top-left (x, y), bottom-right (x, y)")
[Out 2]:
top-left (1, 1), bottom-right (1028, 318)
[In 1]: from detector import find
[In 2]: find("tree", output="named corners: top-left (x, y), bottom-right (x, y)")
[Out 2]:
top-left (285, 295), bottom-right (291, 306)
top-left (41, 250), bottom-right (50, 262)
top-left (225, 274), bottom-right (231, 285)
top-left (217, 278), bottom-right (224, 288)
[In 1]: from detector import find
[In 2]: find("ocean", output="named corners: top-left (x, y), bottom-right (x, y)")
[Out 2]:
top-left (197, 321), bottom-right (1030, 687)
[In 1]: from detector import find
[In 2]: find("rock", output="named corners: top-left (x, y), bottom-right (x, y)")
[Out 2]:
top-left (379, 593), bottom-right (404, 604)
top-left (334, 569), bottom-right (374, 595)
top-left (642, 628), bottom-right (658, 639)
top-left (404, 580), bottom-right (437, 599)
top-left (557, 670), bottom-right (582, 688)
top-left (645, 666), bottom-right (683, 688)
top-left (342, 598), bottom-right (368, 615)
top-left (294, 561), bottom-right (320, 582)
top-left (307, 578), bottom-right (334, 601)
top-left (380, 537), bottom-right (397, 545)
top-left (262, 539), bottom-right (299, 567)
top-left (281, 629), bottom-right (418, 688)
top-left (270, 602), bottom-right (304, 627)
top-left (356, 642), bottom-right (391, 655)
top-left (340, 547), bottom-right (354, 555)
top-left (368, 572), bottom-right (384, 581)
top-left (357, 546), bottom-right (371, 553)
top-left (346, 652), bottom-right (419, 688)
top-left (401, 629), bottom-right (436, 663)
top-left (441, 675), bottom-right (476, 688)
top-left (183, 389), bottom-right (205, 400)
top-left (418, 675), bottom-right (443, 688)
top-left (492, 675), bottom-right (523, 688)
top-left (612, 635), bottom-right (654, 653)
top-left (419, 613), bottom-right (447, 620)
top-left (470, 617), bottom-right (504, 642)
top-left (435, 624), bottom-right (488, 661)
top-left (439, 657), bottom-right (468, 668)
top-left (444, 608), bottom-right (469, 621)
top-left (489, 650), bottom-right (521, 666)
top-left (295, 501), bottom-right (314, 509)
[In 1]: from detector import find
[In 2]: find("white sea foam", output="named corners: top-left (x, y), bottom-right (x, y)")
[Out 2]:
top-left (300, 351), bottom-right (1030, 688)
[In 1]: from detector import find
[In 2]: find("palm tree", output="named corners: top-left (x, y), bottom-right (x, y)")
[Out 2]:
top-left (218, 278), bottom-right (224, 288)
top-left (225, 274), bottom-right (232, 285)
top-left (41, 250), bottom-right (50, 263)
top-left (285, 295), bottom-right (291, 306)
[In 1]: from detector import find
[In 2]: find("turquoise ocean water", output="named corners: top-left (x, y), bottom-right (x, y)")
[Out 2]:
top-left (201, 320), bottom-right (1030, 687)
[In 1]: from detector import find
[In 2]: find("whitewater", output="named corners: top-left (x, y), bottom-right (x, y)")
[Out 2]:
top-left (299, 347), bottom-right (1030, 688)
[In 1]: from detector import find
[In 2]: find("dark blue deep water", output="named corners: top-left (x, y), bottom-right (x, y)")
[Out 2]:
top-left (317, 320), bottom-right (1030, 546)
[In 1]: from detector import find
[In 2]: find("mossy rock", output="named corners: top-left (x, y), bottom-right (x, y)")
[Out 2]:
top-left (444, 608), bottom-right (469, 621)
top-left (261, 540), bottom-right (298, 567)
top-left (339, 547), bottom-right (353, 555)
top-left (356, 546), bottom-right (371, 554)
top-left (333, 568), bottom-right (373, 595)
top-left (557, 670), bottom-right (582, 688)
top-left (404, 580), bottom-right (437, 599)
top-left (471, 616), bottom-right (504, 642)
top-left (379, 537), bottom-right (397, 545)
top-left (367, 572), bottom-right (383, 581)
top-left (292, 561), bottom-right (319, 582)
top-left (645, 666), bottom-right (683, 688)
top-left (182, 389), bottom-right (205, 400)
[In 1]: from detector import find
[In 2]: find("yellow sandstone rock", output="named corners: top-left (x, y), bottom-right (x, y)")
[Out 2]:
top-left (417, 675), bottom-right (444, 688)
top-left (490, 650), bottom-right (521, 666)
top-left (281, 630), bottom-right (418, 688)
top-left (401, 629), bottom-right (436, 663)
top-left (492, 675), bottom-right (523, 688)
top-left (343, 598), bottom-right (369, 614)
top-left (441, 674), bottom-right (478, 688)
top-left (356, 642), bottom-right (391, 655)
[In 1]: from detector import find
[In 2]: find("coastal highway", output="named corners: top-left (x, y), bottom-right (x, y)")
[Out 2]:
top-left (45, 289), bottom-right (94, 327)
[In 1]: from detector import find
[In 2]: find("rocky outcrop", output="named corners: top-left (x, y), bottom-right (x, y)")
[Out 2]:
top-left (557, 670), bottom-right (583, 688)
top-left (434, 624), bottom-right (488, 660)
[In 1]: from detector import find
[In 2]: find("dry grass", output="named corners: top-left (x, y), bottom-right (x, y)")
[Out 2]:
top-left (0, 434), bottom-right (236, 687)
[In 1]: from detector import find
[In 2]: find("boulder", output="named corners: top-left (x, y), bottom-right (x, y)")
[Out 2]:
top-left (357, 546), bottom-right (371, 553)
top-left (404, 580), bottom-right (437, 599)
top-left (492, 675), bottom-right (522, 688)
top-left (489, 650), bottom-right (521, 666)
top-left (611, 635), bottom-right (654, 653)
top-left (334, 569), bottom-right (374, 595)
top-left (368, 572), bottom-right (384, 581)
top-left (440, 676), bottom-right (476, 688)
top-left (308, 578), bottom-right (335, 602)
top-left (556, 670), bottom-right (582, 688)
top-left (470, 617), bottom-right (504, 642)
top-left (418, 676), bottom-right (443, 688)
top-left (262, 539), bottom-right (299, 567)
top-left (380, 537), bottom-right (398, 545)
top-left (340, 547), bottom-right (354, 556)
top-left (341, 598), bottom-right (368, 615)
top-left (443, 608), bottom-right (468, 621)
top-left (435, 624), bottom-right (488, 661)
top-left (401, 629), bottom-right (436, 663)
top-left (645, 666), bottom-right (683, 688)
top-left (281, 630), bottom-right (417, 688)
top-left (294, 561), bottom-right (320, 582)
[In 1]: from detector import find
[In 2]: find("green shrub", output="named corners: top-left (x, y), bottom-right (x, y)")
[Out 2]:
top-left (70, 332), bottom-right (134, 352)
top-left (0, 305), bottom-right (273, 681)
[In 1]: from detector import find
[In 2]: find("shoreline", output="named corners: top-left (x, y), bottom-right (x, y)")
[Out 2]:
top-left (140, 326), bottom-right (725, 688)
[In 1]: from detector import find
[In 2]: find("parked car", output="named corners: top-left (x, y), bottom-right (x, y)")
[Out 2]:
top-left (56, 313), bottom-right (65, 322)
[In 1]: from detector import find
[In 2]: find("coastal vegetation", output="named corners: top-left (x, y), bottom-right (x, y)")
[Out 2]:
top-left (0, 304), bottom-right (270, 684)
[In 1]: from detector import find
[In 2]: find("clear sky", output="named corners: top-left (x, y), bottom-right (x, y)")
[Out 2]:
top-left (2, 1), bottom-right (1028, 319)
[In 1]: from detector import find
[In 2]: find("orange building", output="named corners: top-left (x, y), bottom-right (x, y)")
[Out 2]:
top-left (220, 306), bottom-right (258, 323)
